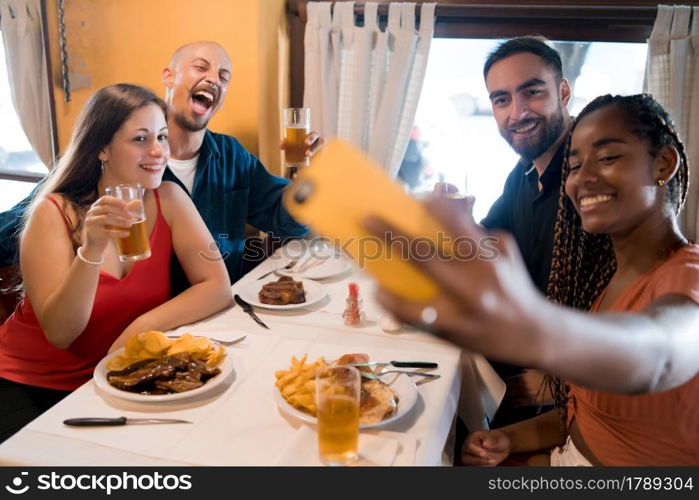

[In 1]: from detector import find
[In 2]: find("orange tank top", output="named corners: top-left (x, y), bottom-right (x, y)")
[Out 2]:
top-left (567, 245), bottom-right (699, 465)
top-left (0, 190), bottom-right (172, 391)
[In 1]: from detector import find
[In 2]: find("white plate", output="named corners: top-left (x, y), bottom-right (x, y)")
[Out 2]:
top-left (239, 278), bottom-right (327, 310)
top-left (93, 347), bottom-right (234, 402)
top-left (277, 255), bottom-right (351, 280)
top-left (274, 373), bottom-right (418, 430)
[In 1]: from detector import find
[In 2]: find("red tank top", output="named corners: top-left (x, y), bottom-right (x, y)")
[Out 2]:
top-left (0, 190), bottom-right (172, 390)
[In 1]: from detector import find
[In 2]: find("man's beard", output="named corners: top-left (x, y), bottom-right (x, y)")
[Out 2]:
top-left (173, 110), bottom-right (209, 132)
top-left (501, 107), bottom-right (565, 161)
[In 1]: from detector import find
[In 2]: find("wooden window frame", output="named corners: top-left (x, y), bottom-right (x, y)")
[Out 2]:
top-left (286, 0), bottom-right (697, 106)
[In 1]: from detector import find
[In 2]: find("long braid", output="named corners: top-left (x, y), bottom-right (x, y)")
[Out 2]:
top-left (543, 93), bottom-right (690, 417)
top-left (544, 126), bottom-right (616, 415)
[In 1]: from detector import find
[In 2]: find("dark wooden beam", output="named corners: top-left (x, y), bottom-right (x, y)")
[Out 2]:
top-left (40, 0), bottom-right (59, 167)
top-left (287, 1), bottom-right (666, 105)
top-left (287, 0), bottom-right (307, 107)
top-left (0, 171), bottom-right (44, 183)
top-left (289, 2), bottom-right (658, 41)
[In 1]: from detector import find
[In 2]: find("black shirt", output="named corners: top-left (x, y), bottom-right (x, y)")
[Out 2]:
top-left (480, 141), bottom-right (565, 295)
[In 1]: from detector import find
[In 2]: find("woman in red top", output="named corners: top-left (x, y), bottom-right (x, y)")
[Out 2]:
top-left (368, 94), bottom-right (699, 465)
top-left (0, 84), bottom-right (230, 442)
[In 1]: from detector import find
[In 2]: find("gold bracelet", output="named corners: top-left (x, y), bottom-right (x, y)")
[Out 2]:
top-left (76, 246), bottom-right (104, 266)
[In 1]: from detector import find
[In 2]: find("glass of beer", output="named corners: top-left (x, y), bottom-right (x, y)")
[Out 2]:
top-left (434, 177), bottom-right (471, 211)
top-left (282, 107), bottom-right (310, 180)
top-left (316, 365), bottom-right (360, 466)
top-left (105, 183), bottom-right (151, 262)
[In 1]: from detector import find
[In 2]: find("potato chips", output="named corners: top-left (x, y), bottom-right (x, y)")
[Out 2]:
top-left (107, 331), bottom-right (226, 371)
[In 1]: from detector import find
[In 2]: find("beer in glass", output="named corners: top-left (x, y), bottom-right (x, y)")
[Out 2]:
top-left (283, 107), bottom-right (310, 180)
top-left (316, 365), bottom-right (360, 465)
top-left (105, 183), bottom-right (151, 262)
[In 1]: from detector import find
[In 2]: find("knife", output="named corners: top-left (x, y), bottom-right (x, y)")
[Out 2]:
top-left (289, 254), bottom-right (314, 273)
top-left (64, 417), bottom-right (192, 426)
top-left (296, 255), bottom-right (326, 274)
top-left (348, 361), bottom-right (438, 369)
top-left (234, 294), bottom-right (270, 330)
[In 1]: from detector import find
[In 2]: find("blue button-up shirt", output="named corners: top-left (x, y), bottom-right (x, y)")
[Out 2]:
top-left (163, 130), bottom-right (308, 290)
top-left (0, 193), bottom-right (33, 268)
top-left (0, 130), bottom-right (308, 288)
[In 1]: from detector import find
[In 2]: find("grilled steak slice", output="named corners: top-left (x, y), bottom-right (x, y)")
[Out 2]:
top-left (259, 277), bottom-right (306, 305)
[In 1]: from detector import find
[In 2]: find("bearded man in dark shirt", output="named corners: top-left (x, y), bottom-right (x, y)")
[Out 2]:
top-left (477, 37), bottom-right (574, 428)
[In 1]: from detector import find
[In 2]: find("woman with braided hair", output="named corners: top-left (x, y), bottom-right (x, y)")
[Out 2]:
top-left (367, 94), bottom-right (698, 465)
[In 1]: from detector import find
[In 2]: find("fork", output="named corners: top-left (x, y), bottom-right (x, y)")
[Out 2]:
top-left (166, 335), bottom-right (246, 347)
top-left (256, 260), bottom-right (299, 280)
top-left (360, 370), bottom-right (440, 381)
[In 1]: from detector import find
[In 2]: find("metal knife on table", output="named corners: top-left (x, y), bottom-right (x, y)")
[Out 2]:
top-left (64, 417), bottom-right (191, 426)
top-left (348, 361), bottom-right (438, 369)
top-left (234, 294), bottom-right (270, 330)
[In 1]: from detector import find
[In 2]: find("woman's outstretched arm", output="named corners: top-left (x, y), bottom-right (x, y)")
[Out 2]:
top-left (369, 197), bottom-right (699, 394)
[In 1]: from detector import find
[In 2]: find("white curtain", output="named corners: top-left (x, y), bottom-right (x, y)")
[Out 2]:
top-left (645, 5), bottom-right (699, 240)
top-left (304, 1), bottom-right (435, 177)
top-left (0, 0), bottom-right (54, 169)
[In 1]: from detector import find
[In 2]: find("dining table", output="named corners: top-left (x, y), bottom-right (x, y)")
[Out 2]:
top-left (0, 244), bottom-right (505, 466)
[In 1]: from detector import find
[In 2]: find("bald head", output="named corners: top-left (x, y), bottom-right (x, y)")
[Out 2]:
top-left (162, 41), bottom-right (232, 133)
top-left (169, 41), bottom-right (231, 69)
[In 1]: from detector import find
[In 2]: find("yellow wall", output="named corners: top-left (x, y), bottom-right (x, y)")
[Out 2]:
top-left (45, 0), bottom-right (287, 174)
top-left (258, 0), bottom-right (289, 176)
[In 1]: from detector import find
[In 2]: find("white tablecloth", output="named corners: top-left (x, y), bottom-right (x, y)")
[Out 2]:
top-left (0, 248), bottom-right (504, 466)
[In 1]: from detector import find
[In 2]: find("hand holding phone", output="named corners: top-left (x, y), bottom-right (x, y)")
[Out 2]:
top-left (283, 140), bottom-right (452, 302)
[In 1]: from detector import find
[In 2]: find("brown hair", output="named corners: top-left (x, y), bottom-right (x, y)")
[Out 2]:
top-left (483, 36), bottom-right (563, 82)
top-left (23, 83), bottom-right (167, 249)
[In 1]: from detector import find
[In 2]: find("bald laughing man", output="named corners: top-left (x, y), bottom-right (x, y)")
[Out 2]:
top-left (0, 41), bottom-right (321, 290)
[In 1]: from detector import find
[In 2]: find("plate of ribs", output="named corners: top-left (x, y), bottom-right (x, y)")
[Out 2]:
top-left (239, 276), bottom-right (327, 310)
top-left (93, 349), bottom-right (234, 402)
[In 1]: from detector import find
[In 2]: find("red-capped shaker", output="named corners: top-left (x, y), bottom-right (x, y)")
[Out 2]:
top-left (343, 282), bottom-right (365, 326)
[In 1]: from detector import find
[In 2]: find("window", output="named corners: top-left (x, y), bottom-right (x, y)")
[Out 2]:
top-left (402, 39), bottom-right (647, 220)
top-left (0, 37), bottom-right (44, 211)
top-left (287, 1), bottom-right (657, 220)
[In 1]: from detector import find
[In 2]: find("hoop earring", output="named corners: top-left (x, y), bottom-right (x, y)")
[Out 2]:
top-left (657, 179), bottom-right (666, 187)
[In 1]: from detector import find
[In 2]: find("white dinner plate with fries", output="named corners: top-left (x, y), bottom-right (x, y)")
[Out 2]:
top-left (239, 278), bottom-right (327, 310)
top-left (274, 373), bottom-right (419, 430)
top-left (93, 346), bottom-right (234, 403)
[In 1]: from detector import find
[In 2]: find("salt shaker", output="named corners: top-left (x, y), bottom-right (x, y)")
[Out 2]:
top-left (342, 282), bottom-right (365, 326)
top-left (379, 313), bottom-right (403, 333)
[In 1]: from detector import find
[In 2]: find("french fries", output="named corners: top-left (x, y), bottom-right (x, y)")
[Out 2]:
top-left (276, 353), bottom-right (399, 425)
top-left (274, 354), bottom-right (328, 415)
top-left (107, 331), bottom-right (226, 371)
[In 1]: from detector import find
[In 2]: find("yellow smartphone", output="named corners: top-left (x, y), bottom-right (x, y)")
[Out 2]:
top-left (283, 139), bottom-right (451, 302)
